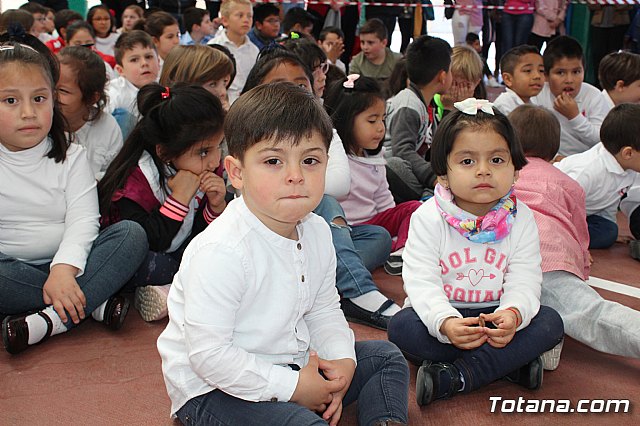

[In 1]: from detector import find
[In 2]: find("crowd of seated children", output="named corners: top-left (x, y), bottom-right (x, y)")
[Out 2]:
top-left (349, 18), bottom-right (402, 82)
top-left (248, 2), bottom-right (280, 51)
top-left (209, 0), bottom-right (258, 105)
top-left (180, 7), bottom-right (214, 46)
top-left (493, 45), bottom-right (544, 115)
top-left (511, 104), bottom-right (640, 359)
top-left (384, 35), bottom-right (452, 204)
top-left (532, 35), bottom-right (610, 157)
top-left (555, 104), bottom-right (640, 249)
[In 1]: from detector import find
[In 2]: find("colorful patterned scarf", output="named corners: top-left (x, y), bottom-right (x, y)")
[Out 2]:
top-left (434, 183), bottom-right (517, 243)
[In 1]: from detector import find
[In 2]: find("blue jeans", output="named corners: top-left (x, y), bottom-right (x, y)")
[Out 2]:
top-left (0, 221), bottom-right (148, 322)
top-left (500, 13), bottom-right (534, 56)
top-left (586, 215), bottom-right (618, 249)
top-left (175, 340), bottom-right (409, 425)
top-left (388, 306), bottom-right (564, 392)
top-left (314, 196), bottom-right (392, 299)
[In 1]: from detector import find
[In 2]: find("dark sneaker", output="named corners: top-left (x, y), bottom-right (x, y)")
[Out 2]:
top-left (416, 361), bottom-right (462, 406)
top-left (505, 356), bottom-right (544, 390)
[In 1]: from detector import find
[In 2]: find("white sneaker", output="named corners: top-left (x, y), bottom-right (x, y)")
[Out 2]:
top-left (486, 76), bottom-right (502, 88)
top-left (541, 338), bottom-right (564, 371)
top-left (135, 284), bottom-right (171, 322)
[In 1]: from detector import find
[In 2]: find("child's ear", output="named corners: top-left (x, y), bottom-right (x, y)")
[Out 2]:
top-left (381, 38), bottom-right (388, 47)
top-left (155, 145), bottom-right (168, 163)
top-left (437, 175), bottom-right (449, 189)
top-left (115, 64), bottom-right (124, 75)
top-left (614, 80), bottom-right (626, 92)
top-left (224, 155), bottom-right (244, 190)
top-left (90, 91), bottom-right (101, 106)
top-left (514, 170), bottom-right (520, 184)
top-left (620, 146), bottom-right (635, 160)
top-left (502, 72), bottom-right (513, 87)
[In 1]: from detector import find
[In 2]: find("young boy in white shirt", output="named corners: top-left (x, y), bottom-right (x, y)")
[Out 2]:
top-left (556, 104), bottom-right (640, 249)
top-left (107, 30), bottom-right (160, 137)
top-left (157, 82), bottom-right (410, 426)
top-left (208, 0), bottom-right (259, 104)
top-left (597, 51), bottom-right (640, 109)
top-left (493, 45), bottom-right (545, 115)
top-left (532, 35), bottom-right (610, 157)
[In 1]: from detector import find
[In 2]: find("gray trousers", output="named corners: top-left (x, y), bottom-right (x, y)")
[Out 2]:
top-left (542, 271), bottom-right (640, 358)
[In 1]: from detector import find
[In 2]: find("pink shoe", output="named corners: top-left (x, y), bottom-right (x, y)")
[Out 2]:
top-left (135, 284), bottom-right (171, 322)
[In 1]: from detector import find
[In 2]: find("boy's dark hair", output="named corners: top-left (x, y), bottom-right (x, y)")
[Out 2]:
top-left (324, 76), bottom-right (385, 156)
top-left (0, 36), bottom-right (69, 163)
top-left (508, 105), bottom-right (560, 161)
top-left (319, 26), bottom-right (344, 41)
top-left (359, 18), bottom-right (387, 41)
top-left (431, 109), bottom-right (528, 176)
top-left (114, 30), bottom-right (156, 65)
top-left (386, 57), bottom-right (407, 97)
top-left (465, 32), bottom-right (479, 44)
top-left (144, 11), bottom-right (178, 39)
top-left (0, 9), bottom-right (34, 34)
top-left (500, 45), bottom-right (540, 75)
top-left (253, 3), bottom-right (280, 23)
top-left (65, 21), bottom-right (95, 43)
top-left (98, 84), bottom-right (225, 219)
top-left (182, 7), bottom-right (208, 34)
top-left (53, 9), bottom-right (82, 33)
top-left (242, 47), bottom-right (313, 94)
top-left (19, 2), bottom-right (47, 15)
top-left (543, 35), bottom-right (584, 73)
top-left (600, 103), bottom-right (640, 154)
top-left (598, 51), bottom-right (640, 91)
top-left (405, 35), bottom-right (451, 86)
top-left (281, 7), bottom-right (314, 34)
top-left (87, 5), bottom-right (116, 35)
top-left (282, 37), bottom-right (326, 72)
top-left (58, 46), bottom-right (108, 122)
top-left (226, 82), bottom-right (332, 161)
top-left (324, 63), bottom-right (347, 95)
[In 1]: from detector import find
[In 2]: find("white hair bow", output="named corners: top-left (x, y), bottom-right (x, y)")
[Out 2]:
top-left (343, 74), bottom-right (360, 89)
top-left (453, 98), bottom-right (495, 115)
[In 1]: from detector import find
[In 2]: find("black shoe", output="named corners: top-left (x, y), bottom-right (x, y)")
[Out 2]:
top-left (631, 240), bottom-right (640, 261)
top-left (102, 295), bottom-right (130, 331)
top-left (2, 311), bottom-right (52, 355)
top-left (416, 361), bottom-right (462, 406)
top-left (505, 356), bottom-right (543, 390)
top-left (340, 299), bottom-right (395, 330)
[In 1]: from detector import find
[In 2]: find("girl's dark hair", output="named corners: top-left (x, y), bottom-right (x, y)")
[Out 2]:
top-left (430, 108), bottom-right (527, 176)
top-left (57, 46), bottom-right (107, 121)
top-left (242, 47), bottom-right (313, 94)
top-left (324, 76), bottom-right (385, 156)
top-left (65, 20), bottom-right (96, 43)
top-left (98, 84), bottom-right (225, 216)
top-left (143, 11), bottom-right (178, 39)
top-left (282, 37), bottom-right (327, 71)
top-left (87, 5), bottom-right (115, 36)
top-left (386, 57), bottom-right (408, 98)
top-left (0, 35), bottom-right (69, 163)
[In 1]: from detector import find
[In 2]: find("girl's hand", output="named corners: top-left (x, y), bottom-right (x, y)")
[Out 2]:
top-left (553, 92), bottom-right (579, 119)
top-left (482, 310), bottom-right (518, 348)
top-left (200, 171), bottom-right (227, 214)
top-left (167, 170), bottom-right (201, 206)
top-left (42, 264), bottom-right (86, 324)
top-left (440, 317), bottom-right (488, 349)
top-left (317, 357), bottom-right (355, 426)
top-left (290, 352), bottom-right (347, 413)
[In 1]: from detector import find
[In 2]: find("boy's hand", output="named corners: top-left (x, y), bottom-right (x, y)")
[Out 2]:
top-left (482, 310), bottom-right (518, 348)
top-left (554, 92), bottom-right (579, 119)
top-left (167, 170), bottom-right (201, 206)
top-left (317, 357), bottom-right (355, 426)
top-left (290, 352), bottom-right (347, 413)
top-left (440, 317), bottom-right (487, 349)
top-left (42, 264), bottom-right (85, 324)
top-left (200, 171), bottom-right (226, 214)
top-left (324, 40), bottom-right (344, 64)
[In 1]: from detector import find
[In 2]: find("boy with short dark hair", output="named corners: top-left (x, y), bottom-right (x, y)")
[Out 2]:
top-left (532, 35), bottom-right (610, 156)
top-left (493, 45), bottom-right (544, 115)
top-left (209, 0), bottom-right (259, 104)
top-left (383, 35), bottom-right (452, 203)
top-left (157, 82), bottom-right (410, 425)
top-left (281, 7), bottom-right (315, 37)
top-left (556, 103), bottom-right (640, 249)
top-left (598, 51), bottom-right (640, 108)
top-left (318, 26), bottom-right (345, 73)
top-left (180, 7), bottom-right (214, 45)
top-left (248, 2), bottom-right (280, 51)
top-left (349, 18), bottom-right (402, 81)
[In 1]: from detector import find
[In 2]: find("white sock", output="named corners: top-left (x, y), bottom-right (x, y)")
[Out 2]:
top-left (25, 306), bottom-right (67, 345)
top-left (91, 300), bottom-right (107, 322)
top-left (390, 247), bottom-right (404, 258)
top-left (351, 291), bottom-right (401, 316)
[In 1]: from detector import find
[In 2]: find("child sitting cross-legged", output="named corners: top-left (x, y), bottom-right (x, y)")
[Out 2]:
top-left (157, 82), bottom-right (410, 425)
top-left (387, 98), bottom-right (564, 406)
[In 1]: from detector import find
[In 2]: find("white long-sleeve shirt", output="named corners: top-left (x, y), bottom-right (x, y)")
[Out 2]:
top-left (532, 82), bottom-right (610, 156)
top-left (0, 138), bottom-right (99, 275)
top-left (157, 196), bottom-right (356, 416)
top-left (493, 87), bottom-right (527, 116)
top-left (402, 198), bottom-right (542, 344)
top-left (70, 112), bottom-right (123, 180)
top-left (324, 129), bottom-right (350, 199)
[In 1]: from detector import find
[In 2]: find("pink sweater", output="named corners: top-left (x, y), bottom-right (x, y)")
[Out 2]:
top-left (514, 157), bottom-right (590, 280)
top-left (504, 0), bottom-right (535, 15)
